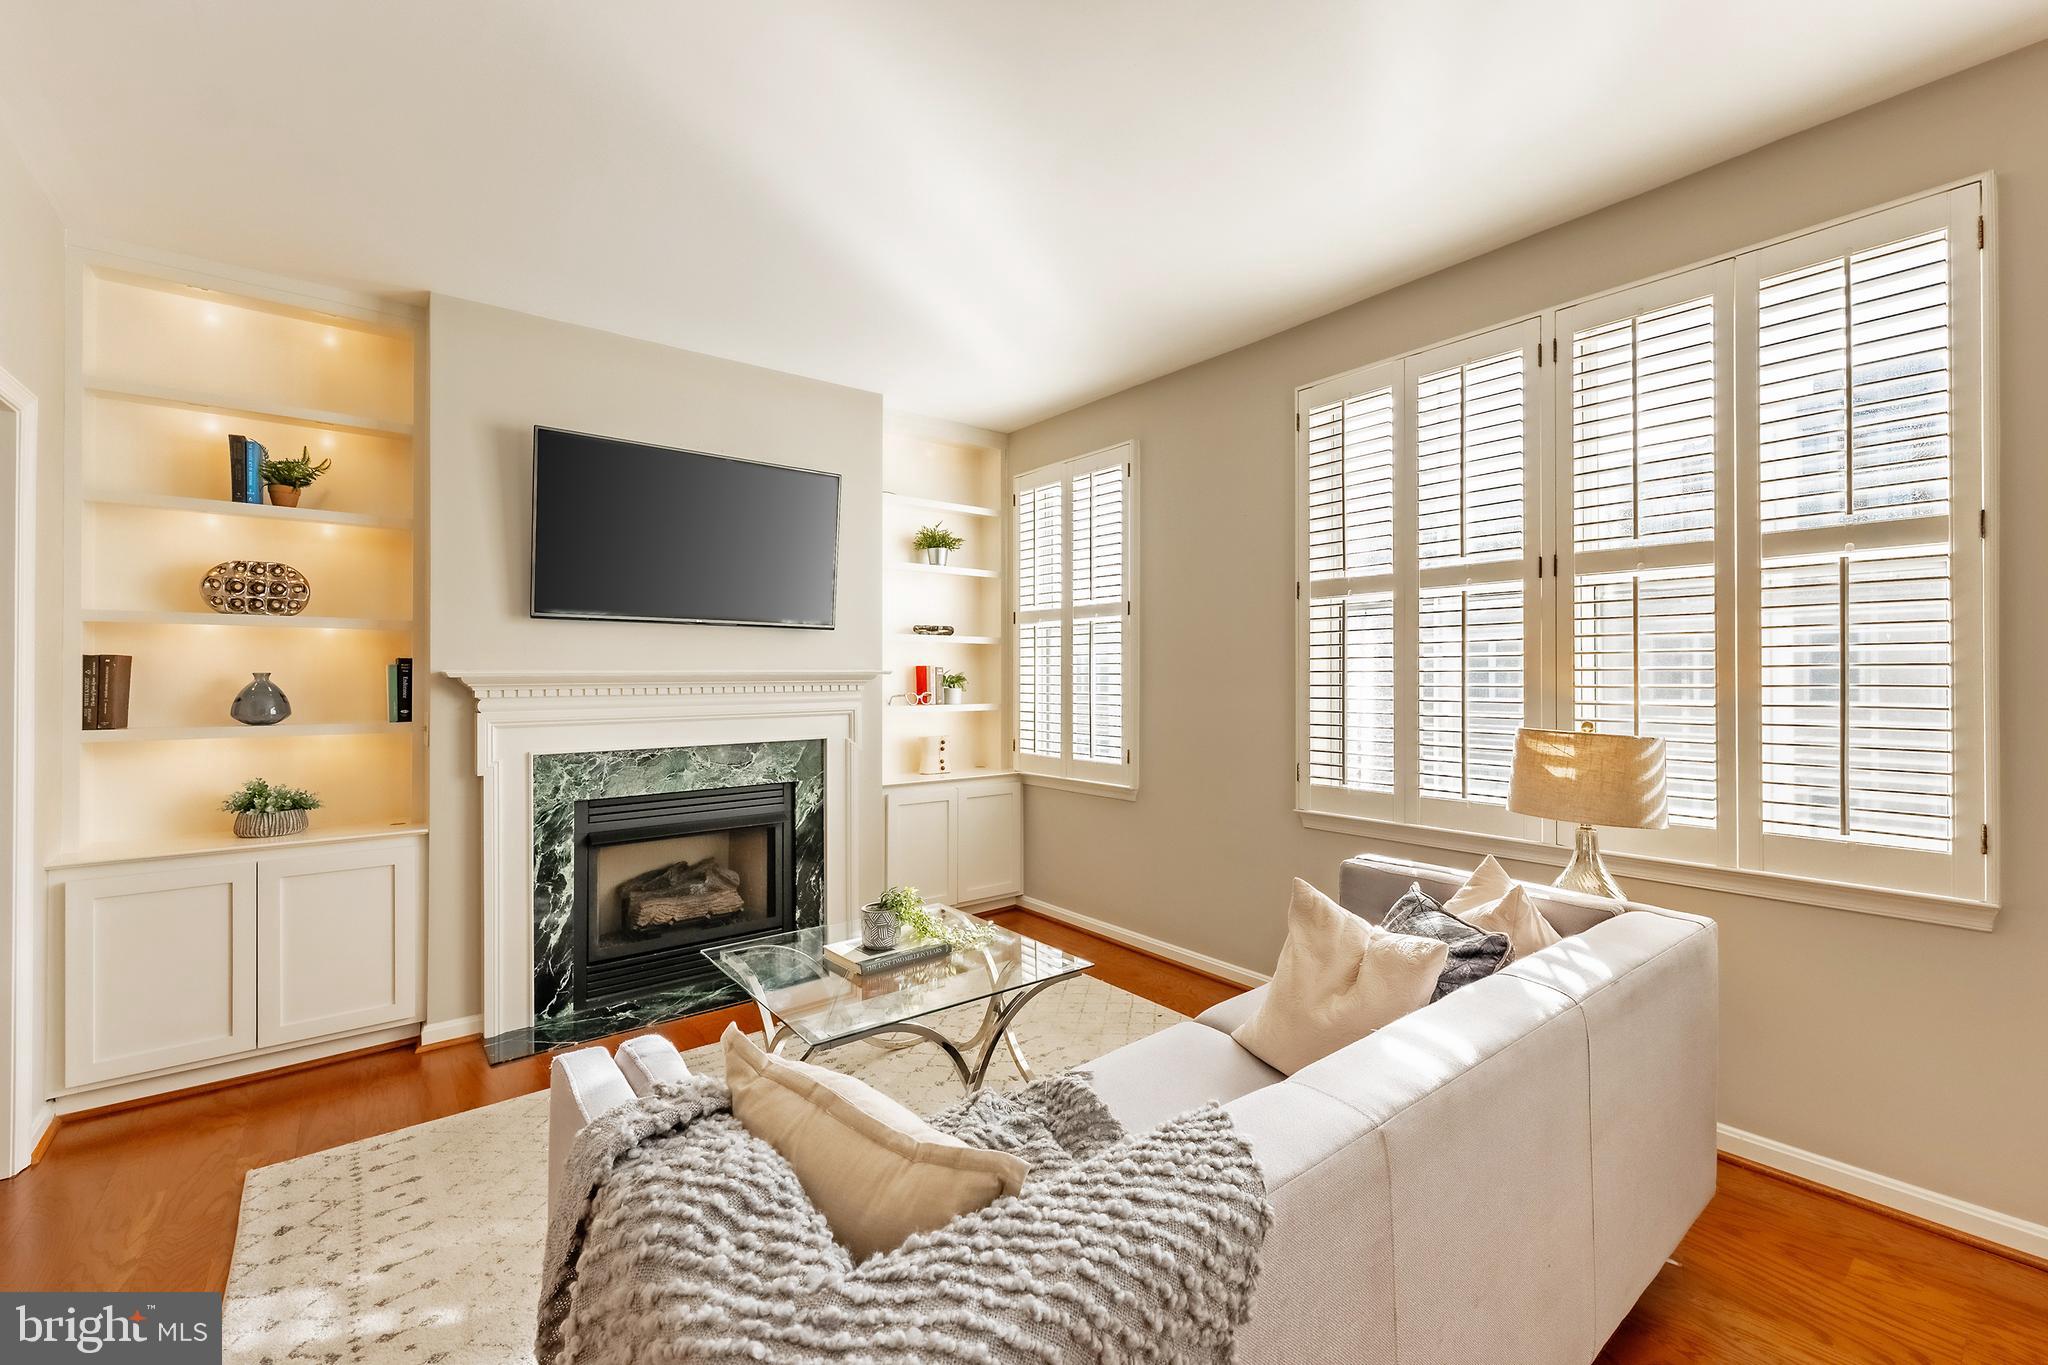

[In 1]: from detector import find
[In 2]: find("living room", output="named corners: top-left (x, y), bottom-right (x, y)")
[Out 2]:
top-left (3, 5), bottom-right (2047, 1362)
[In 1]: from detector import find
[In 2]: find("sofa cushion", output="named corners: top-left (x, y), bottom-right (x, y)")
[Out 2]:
top-left (1446, 857), bottom-right (1562, 960)
top-left (1233, 879), bottom-right (1448, 1075)
top-left (721, 1025), bottom-right (1027, 1260)
top-left (1382, 883), bottom-right (1513, 999)
top-left (1076, 1019), bottom-right (1282, 1134)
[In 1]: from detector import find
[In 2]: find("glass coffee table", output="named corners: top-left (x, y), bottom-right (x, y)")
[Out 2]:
top-left (703, 909), bottom-right (1092, 1094)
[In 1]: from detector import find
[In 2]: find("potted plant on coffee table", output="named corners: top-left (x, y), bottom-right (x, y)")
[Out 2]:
top-left (259, 447), bottom-right (334, 508)
top-left (912, 523), bottom-right (963, 567)
top-left (222, 777), bottom-right (322, 838)
top-left (860, 884), bottom-right (995, 952)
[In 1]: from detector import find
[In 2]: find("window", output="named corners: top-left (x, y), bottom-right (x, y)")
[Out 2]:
top-left (1014, 443), bottom-right (1138, 788)
top-left (1297, 183), bottom-right (1990, 906)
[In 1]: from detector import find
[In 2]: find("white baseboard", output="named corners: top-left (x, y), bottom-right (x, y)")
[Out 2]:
top-left (418, 1014), bottom-right (485, 1048)
top-left (1718, 1123), bottom-right (2048, 1261)
top-left (1017, 894), bottom-right (1270, 989)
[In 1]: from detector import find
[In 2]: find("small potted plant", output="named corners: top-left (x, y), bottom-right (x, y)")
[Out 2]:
top-left (260, 447), bottom-right (333, 508)
top-left (912, 523), bottom-right (963, 567)
top-left (222, 777), bottom-right (322, 838)
top-left (862, 884), bottom-right (921, 950)
top-left (941, 671), bottom-right (967, 705)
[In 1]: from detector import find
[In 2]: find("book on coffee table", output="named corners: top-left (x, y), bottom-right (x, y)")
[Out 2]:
top-left (823, 936), bottom-right (953, 978)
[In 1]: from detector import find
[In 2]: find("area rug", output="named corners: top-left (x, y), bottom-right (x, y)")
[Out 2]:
top-left (221, 974), bottom-right (1185, 1364)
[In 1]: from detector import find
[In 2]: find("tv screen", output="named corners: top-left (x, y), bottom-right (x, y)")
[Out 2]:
top-left (530, 426), bottom-right (840, 628)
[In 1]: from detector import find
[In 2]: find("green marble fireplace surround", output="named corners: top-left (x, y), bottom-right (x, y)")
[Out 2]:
top-left (485, 738), bottom-right (825, 1061)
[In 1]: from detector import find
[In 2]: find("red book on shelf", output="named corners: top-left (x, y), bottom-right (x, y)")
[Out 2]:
top-left (913, 663), bottom-right (938, 705)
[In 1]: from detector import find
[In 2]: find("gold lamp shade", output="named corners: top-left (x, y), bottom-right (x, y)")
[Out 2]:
top-left (1507, 725), bottom-right (1668, 899)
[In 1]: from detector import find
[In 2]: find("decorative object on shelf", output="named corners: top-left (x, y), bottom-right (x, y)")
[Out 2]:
top-left (222, 777), bottom-right (322, 839)
top-left (229, 672), bottom-right (292, 726)
top-left (912, 523), bottom-right (963, 567)
top-left (909, 623), bottom-right (956, 636)
top-left (918, 734), bottom-right (948, 776)
top-left (861, 884), bottom-right (917, 950)
top-left (387, 657), bottom-right (414, 722)
top-left (1506, 723), bottom-right (1669, 900)
top-left (200, 559), bottom-right (312, 616)
top-left (80, 654), bottom-right (133, 730)
top-left (260, 447), bottom-right (332, 508)
top-left (941, 671), bottom-right (967, 705)
top-left (227, 435), bottom-right (267, 504)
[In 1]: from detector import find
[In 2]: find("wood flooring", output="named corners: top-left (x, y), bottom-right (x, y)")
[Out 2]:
top-left (3, 907), bottom-right (2044, 1363)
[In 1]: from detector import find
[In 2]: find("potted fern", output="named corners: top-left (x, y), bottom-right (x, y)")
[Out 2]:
top-left (222, 778), bottom-right (322, 838)
top-left (860, 884), bottom-right (995, 952)
top-left (912, 523), bottom-right (963, 567)
top-left (260, 447), bottom-right (333, 508)
top-left (941, 670), bottom-right (967, 705)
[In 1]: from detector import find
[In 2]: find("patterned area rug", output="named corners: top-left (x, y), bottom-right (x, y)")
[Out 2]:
top-left (222, 974), bottom-right (1185, 1364)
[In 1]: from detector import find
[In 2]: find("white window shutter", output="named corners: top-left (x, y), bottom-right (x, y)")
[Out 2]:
top-left (1417, 583), bottom-right (1524, 806)
top-left (1013, 475), bottom-right (1064, 774)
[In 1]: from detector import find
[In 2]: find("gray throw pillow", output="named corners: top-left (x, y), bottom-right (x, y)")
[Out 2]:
top-left (1382, 882), bottom-right (1513, 1001)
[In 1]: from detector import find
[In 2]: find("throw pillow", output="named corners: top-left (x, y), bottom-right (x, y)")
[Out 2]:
top-left (1381, 882), bottom-right (1513, 1000)
top-left (721, 1024), bottom-right (1028, 1260)
top-left (1232, 878), bottom-right (1449, 1075)
top-left (1445, 856), bottom-right (1564, 961)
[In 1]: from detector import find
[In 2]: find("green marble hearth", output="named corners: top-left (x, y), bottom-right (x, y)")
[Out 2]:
top-left (485, 739), bottom-right (824, 1063)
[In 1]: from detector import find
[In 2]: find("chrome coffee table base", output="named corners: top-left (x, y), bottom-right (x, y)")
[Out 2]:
top-left (758, 976), bottom-right (1061, 1094)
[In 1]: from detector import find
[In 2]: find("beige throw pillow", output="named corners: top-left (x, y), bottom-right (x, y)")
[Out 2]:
top-left (1445, 857), bottom-right (1562, 961)
top-left (1232, 879), bottom-right (1449, 1075)
top-left (721, 1024), bottom-right (1027, 1260)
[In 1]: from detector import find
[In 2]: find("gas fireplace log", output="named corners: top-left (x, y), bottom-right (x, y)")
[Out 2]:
top-left (620, 856), bottom-right (747, 928)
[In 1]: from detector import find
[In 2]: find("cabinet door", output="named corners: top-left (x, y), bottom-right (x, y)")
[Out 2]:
top-left (885, 787), bottom-right (958, 904)
top-left (64, 859), bottom-right (257, 1087)
top-left (957, 780), bottom-right (1023, 903)
top-left (257, 838), bottom-right (423, 1047)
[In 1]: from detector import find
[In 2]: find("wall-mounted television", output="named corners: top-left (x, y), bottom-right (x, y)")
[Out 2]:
top-left (530, 426), bottom-right (840, 628)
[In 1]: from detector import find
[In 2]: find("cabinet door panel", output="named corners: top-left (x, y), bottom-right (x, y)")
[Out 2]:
top-left (257, 839), bottom-right (422, 1047)
top-left (957, 781), bottom-right (1023, 902)
top-left (885, 789), bottom-right (958, 904)
top-left (64, 860), bottom-right (256, 1086)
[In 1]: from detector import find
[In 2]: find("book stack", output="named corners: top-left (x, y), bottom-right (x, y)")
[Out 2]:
top-left (911, 661), bottom-right (944, 705)
top-left (80, 654), bottom-right (133, 730)
top-left (823, 936), bottom-right (953, 979)
top-left (386, 657), bottom-right (413, 722)
top-left (228, 435), bottom-right (267, 504)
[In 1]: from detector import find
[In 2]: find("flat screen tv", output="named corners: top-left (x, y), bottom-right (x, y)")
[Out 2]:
top-left (530, 426), bottom-right (840, 628)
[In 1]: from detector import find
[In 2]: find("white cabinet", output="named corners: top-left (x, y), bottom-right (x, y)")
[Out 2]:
top-left (64, 858), bottom-right (257, 1086)
top-left (885, 776), bottom-right (1022, 906)
top-left (257, 839), bottom-right (422, 1047)
top-left (59, 833), bottom-right (424, 1091)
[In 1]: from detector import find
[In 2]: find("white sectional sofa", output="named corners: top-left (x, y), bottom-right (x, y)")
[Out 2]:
top-left (550, 852), bottom-right (1719, 1365)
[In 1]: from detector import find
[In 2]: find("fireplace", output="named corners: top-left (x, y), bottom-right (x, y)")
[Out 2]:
top-left (571, 782), bottom-right (797, 1010)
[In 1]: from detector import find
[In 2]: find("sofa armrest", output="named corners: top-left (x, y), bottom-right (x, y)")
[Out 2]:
top-left (549, 1046), bottom-right (636, 1208)
top-left (618, 1033), bottom-right (692, 1093)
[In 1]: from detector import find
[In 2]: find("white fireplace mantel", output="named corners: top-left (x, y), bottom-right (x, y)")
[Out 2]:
top-left (454, 669), bottom-right (879, 1041)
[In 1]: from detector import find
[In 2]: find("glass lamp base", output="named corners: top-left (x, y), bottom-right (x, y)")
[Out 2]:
top-left (1553, 824), bottom-right (1626, 901)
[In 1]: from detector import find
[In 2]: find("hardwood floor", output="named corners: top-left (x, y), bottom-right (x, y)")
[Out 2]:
top-left (5, 907), bottom-right (2044, 1364)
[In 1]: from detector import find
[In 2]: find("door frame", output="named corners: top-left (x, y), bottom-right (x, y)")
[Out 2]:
top-left (1, 364), bottom-right (39, 1178)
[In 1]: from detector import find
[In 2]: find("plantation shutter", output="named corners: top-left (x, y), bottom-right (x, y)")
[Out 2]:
top-left (1741, 185), bottom-right (1984, 899)
top-left (1556, 264), bottom-right (1733, 859)
top-left (1014, 445), bottom-right (1139, 786)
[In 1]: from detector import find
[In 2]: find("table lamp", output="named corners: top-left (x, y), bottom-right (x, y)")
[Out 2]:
top-left (1507, 723), bottom-right (1668, 900)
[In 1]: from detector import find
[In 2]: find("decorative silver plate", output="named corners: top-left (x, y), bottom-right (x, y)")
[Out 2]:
top-left (200, 560), bottom-right (312, 616)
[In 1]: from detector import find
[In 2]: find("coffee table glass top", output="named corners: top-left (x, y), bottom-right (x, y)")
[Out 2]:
top-left (702, 911), bottom-right (1092, 1049)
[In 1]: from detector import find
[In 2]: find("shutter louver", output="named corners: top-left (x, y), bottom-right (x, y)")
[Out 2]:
top-left (1015, 478), bottom-right (1064, 763)
top-left (1761, 548), bottom-right (1952, 852)
top-left (1572, 297), bottom-right (1716, 548)
top-left (1757, 229), bottom-right (1951, 534)
top-left (1016, 618), bottom-right (1063, 759)
top-left (1307, 389), bottom-right (1395, 580)
top-left (1071, 466), bottom-right (1125, 606)
top-left (1418, 350), bottom-right (1524, 563)
top-left (1573, 568), bottom-right (1717, 826)
top-left (1419, 584), bottom-right (1523, 805)
top-left (1071, 615), bottom-right (1125, 764)
top-left (1016, 482), bottom-right (1063, 612)
top-left (1306, 592), bottom-right (1395, 793)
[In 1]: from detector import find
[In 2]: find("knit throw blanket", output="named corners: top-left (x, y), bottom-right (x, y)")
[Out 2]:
top-left (539, 1074), bottom-right (1271, 1364)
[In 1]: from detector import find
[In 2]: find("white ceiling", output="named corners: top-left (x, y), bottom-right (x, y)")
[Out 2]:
top-left (3, 2), bottom-right (2046, 431)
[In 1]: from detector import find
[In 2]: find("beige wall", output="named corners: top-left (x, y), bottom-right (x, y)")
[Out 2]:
top-left (424, 296), bottom-right (885, 1028)
top-left (1008, 41), bottom-right (2048, 1227)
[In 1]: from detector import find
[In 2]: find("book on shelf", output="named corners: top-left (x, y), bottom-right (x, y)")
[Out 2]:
top-left (80, 654), bottom-right (132, 730)
top-left (227, 435), bottom-right (267, 504)
top-left (387, 657), bottom-right (414, 722)
top-left (823, 936), bottom-right (953, 978)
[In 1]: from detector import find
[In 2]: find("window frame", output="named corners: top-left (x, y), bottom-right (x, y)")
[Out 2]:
top-left (1012, 441), bottom-right (1140, 793)
top-left (1294, 179), bottom-right (1997, 922)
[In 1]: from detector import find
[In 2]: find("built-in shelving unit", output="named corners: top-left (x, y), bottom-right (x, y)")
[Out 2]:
top-left (62, 257), bottom-right (425, 852)
top-left (882, 416), bottom-right (1013, 785)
